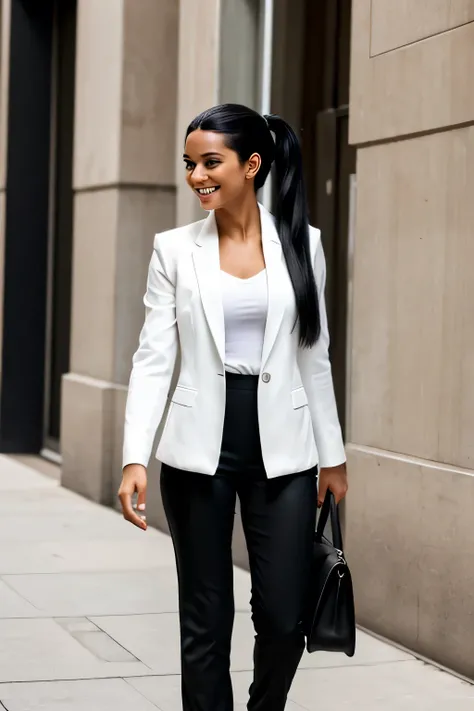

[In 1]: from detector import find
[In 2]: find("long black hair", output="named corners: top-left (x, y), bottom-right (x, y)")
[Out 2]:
top-left (186, 103), bottom-right (320, 348)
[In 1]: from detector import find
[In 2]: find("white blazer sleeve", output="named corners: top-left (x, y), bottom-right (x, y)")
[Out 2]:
top-left (122, 242), bottom-right (178, 469)
top-left (297, 231), bottom-right (346, 468)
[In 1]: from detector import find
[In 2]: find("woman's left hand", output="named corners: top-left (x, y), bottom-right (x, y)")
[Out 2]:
top-left (317, 463), bottom-right (348, 507)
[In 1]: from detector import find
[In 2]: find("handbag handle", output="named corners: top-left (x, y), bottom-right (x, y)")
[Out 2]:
top-left (315, 489), bottom-right (344, 552)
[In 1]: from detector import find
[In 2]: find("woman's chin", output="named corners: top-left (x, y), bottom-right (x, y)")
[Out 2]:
top-left (197, 194), bottom-right (222, 211)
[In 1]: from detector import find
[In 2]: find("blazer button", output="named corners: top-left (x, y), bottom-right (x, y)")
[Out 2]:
top-left (262, 372), bottom-right (271, 383)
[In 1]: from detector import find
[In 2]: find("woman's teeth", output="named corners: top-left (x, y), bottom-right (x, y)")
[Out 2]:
top-left (197, 187), bottom-right (219, 195)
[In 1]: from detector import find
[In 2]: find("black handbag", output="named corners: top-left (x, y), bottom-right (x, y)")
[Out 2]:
top-left (304, 489), bottom-right (356, 656)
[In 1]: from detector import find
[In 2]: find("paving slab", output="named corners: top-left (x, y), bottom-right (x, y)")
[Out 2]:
top-left (54, 618), bottom-right (139, 662)
top-left (91, 613), bottom-right (181, 675)
top-left (0, 618), bottom-right (152, 683)
top-left (127, 672), bottom-right (308, 711)
top-left (0, 487), bottom-right (96, 516)
top-left (0, 581), bottom-right (41, 618)
top-left (3, 569), bottom-right (179, 617)
top-left (0, 509), bottom-right (155, 542)
top-left (125, 675), bottom-right (182, 711)
top-left (0, 678), bottom-right (160, 711)
top-left (288, 662), bottom-right (474, 711)
top-left (0, 537), bottom-right (177, 575)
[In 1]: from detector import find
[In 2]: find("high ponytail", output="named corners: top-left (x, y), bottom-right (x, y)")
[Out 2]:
top-left (264, 114), bottom-right (320, 347)
top-left (186, 104), bottom-right (321, 348)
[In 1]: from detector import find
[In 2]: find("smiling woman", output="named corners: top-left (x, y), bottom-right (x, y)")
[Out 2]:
top-left (181, 103), bottom-right (322, 344)
top-left (119, 103), bottom-right (347, 711)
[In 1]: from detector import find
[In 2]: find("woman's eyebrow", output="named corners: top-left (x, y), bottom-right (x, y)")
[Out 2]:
top-left (182, 152), bottom-right (224, 159)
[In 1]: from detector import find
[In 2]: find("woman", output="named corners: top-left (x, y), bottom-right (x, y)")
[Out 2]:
top-left (118, 104), bottom-right (348, 711)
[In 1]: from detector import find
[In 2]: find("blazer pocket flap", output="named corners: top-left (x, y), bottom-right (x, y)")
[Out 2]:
top-left (291, 386), bottom-right (308, 409)
top-left (171, 386), bottom-right (197, 407)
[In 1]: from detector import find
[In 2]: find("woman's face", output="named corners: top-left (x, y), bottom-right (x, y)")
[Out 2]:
top-left (183, 129), bottom-right (260, 210)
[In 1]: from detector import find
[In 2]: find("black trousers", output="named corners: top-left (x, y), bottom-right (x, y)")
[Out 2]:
top-left (161, 373), bottom-right (317, 711)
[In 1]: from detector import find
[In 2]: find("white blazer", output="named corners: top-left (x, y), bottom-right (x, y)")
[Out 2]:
top-left (123, 203), bottom-right (346, 478)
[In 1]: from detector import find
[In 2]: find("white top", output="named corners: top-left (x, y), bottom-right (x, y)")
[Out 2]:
top-left (221, 269), bottom-right (268, 375)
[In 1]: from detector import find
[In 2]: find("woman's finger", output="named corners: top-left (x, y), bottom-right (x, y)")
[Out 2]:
top-left (136, 488), bottom-right (147, 510)
top-left (136, 483), bottom-right (147, 522)
top-left (119, 490), bottom-right (147, 530)
top-left (317, 478), bottom-right (328, 508)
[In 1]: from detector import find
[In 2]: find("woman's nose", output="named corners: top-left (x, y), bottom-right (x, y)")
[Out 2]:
top-left (192, 166), bottom-right (208, 183)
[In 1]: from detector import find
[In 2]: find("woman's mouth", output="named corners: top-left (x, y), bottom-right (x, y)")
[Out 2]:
top-left (195, 186), bottom-right (221, 200)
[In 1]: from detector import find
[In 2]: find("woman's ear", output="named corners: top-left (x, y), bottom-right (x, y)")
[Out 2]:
top-left (246, 152), bottom-right (262, 180)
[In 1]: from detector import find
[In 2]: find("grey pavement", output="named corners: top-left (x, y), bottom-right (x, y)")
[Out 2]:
top-left (0, 455), bottom-right (473, 710)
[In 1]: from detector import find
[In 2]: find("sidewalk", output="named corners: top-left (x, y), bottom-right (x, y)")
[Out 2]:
top-left (0, 455), bottom-right (473, 711)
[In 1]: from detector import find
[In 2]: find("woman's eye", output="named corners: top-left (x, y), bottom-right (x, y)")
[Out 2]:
top-left (184, 159), bottom-right (219, 171)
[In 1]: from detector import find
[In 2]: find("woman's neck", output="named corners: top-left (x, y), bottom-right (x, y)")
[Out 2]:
top-left (214, 195), bottom-right (261, 244)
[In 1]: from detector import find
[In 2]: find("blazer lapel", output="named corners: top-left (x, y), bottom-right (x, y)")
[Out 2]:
top-left (192, 212), bottom-right (225, 364)
top-left (260, 204), bottom-right (286, 370)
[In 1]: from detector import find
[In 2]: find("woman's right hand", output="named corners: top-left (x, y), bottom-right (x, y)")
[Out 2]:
top-left (118, 464), bottom-right (148, 530)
